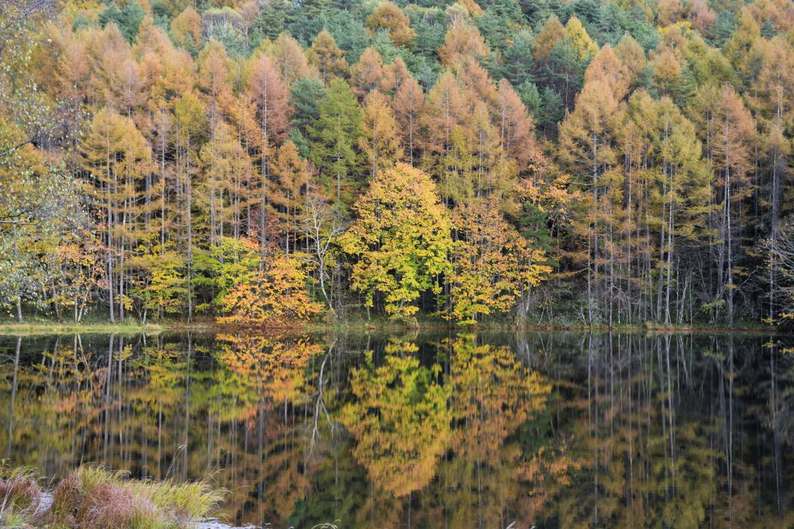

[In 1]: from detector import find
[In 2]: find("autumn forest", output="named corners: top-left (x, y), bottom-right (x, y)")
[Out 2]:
top-left (2, 0), bottom-right (794, 328)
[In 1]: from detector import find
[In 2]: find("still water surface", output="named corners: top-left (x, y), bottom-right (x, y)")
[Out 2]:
top-left (1, 331), bottom-right (792, 528)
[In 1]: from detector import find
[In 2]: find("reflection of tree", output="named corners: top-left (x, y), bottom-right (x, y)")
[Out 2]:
top-left (2, 336), bottom-right (110, 476)
top-left (2, 332), bottom-right (793, 528)
top-left (208, 332), bottom-right (324, 524)
top-left (213, 333), bottom-right (321, 421)
top-left (340, 340), bottom-right (451, 498)
top-left (428, 335), bottom-right (552, 529)
top-left (540, 336), bottom-right (721, 529)
top-left (531, 334), bottom-right (794, 529)
top-left (448, 334), bottom-right (549, 455)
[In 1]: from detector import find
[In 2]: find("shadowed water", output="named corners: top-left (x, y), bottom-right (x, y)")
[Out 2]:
top-left (1, 331), bottom-right (792, 528)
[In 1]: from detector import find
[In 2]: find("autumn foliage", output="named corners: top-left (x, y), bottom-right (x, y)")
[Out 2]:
top-left (218, 253), bottom-right (322, 326)
top-left (1, 0), bottom-right (793, 327)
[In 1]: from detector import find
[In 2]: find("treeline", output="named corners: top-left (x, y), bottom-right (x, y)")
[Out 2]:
top-left (0, 0), bottom-right (792, 326)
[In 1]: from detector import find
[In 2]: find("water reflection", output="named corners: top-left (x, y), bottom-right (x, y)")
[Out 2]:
top-left (1, 331), bottom-right (792, 528)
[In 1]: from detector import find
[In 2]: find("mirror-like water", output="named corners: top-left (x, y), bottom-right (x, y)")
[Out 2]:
top-left (1, 331), bottom-right (792, 528)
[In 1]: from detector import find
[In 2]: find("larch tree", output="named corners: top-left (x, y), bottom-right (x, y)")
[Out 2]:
top-left (173, 91), bottom-right (207, 321)
top-left (197, 41), bottom-right (234, 131)
top-left (439, 21), bottom-right (488, 67)
top-left (532, 15), bottom-right (565, 64)
top-left (307, 30), bottom-right (349, 83)
top-left (366, 1), bottom-right (416, 47)
top-left (419, 71), bottom-right (467, 189)
top-left (563, 16), bottom-right (598, 62)
top-left (393, 76), bottom-right (425, 166)
top-left (267, 33), bottom-right (315, 84)
top-left (81, 108), bottom-right (152, 322)
top-left (496, 79), bottom-right (542, 173)
top-left (360, 91), bottom-right (402, 178)
top-left (558, 78), bottom-right (621, 323)
top-left (170, 7), bottom-right (202, 53)
top-left (270, 140), bottom-right (310, 254)
top-left (367, 0), bottom-right (416, 46)
top-left (755, 36), bottom-right (794, 321)
top-left (199, 121), bottom-right (250, 245)
top-left (623, 91), bottom-right (712, 324)
top-left (246, 53), bottom-right (291, 262)
top-left (350, 47), bottom-right (394, 97)
top-left (711, 85), bottom-right (756, 324)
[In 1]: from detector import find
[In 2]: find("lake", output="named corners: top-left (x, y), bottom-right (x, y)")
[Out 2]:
top-left (1, 330), bottom-right (792, 528)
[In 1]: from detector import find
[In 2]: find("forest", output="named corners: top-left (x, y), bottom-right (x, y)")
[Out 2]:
top-left (1, 0), bottom-right (793, 327)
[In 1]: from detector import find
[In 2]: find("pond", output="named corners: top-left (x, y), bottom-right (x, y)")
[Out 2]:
top-left (1, 330), bottom-right (792, 528)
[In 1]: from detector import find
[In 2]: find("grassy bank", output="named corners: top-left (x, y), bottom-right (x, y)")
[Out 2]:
top-left (0, 319), bottom-right (222, 336)
top-left (0, 467), bottom-right (223, 529)
top-left (0, 316), bottom-right (783, 336)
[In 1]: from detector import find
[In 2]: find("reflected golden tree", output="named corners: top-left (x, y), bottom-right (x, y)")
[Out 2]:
top-left (214, 333), bottom-right (321, 420)
top-left (340, 340), bottom-right (451, 498)
top-left (427, 335), bottom-right (552, 529)
top-left (208, 332), bottom-right (324, 523)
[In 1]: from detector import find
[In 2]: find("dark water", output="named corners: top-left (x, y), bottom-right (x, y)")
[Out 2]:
top-left (1, 331), bottom-right (793, 528)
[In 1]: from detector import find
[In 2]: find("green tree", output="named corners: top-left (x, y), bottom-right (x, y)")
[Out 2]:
top-left (99, 0), bottom-right (145, 43)
top-left (308, 78), bottom-right (363, 210)
top-left (289, 78), bottom-right (326, 157)
top-left (129, 245), bottom-right (187, 321)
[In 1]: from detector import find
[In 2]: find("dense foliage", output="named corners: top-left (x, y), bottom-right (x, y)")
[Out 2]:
top-left (1, 0), bottom-right (793, 326)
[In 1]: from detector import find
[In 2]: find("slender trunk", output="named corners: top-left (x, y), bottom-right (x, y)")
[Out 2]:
top-left (185, 135), bottom-right (194, 322)
top-left (725, 165), bottom-right (733, 325)
top-left (665, 164), bottom-right (675, 325)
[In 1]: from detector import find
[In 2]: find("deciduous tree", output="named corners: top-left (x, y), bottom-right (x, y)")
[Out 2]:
top-left (340, 163), bottom-right (452, 319)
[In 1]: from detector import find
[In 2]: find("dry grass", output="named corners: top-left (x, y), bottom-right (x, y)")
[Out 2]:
top-left (0, 468), bottom-right (43, 528)
top-left (3, 467), bottom-right (223, 529)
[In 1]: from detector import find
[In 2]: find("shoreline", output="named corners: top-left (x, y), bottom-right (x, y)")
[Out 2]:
top-left (0, 318), bottom-right (784, 336)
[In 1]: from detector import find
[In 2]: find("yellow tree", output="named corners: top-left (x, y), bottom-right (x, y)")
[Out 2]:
top-left (710, 85), bottom-right (756, 324)
top-left (350, 47), bottom-right (394, 97)
top-left (218, 252), bottom-right (323, 326)
top-left (418, 71), bottom-right (467, 186)
top-left (269, 140), bottom-right (310, 254)
top-left (437, 335), bottom-right (551, 527)
top-left (173, 91), bottom-right (207, 321)
top-left (450, 199), bottom-right (551, 323)
top-left (246, 53), bottom-right (291, 261)
top-left (438, 20), bottom-right (488, 67)
top-left (564, 16), bottom-right (598, 62)
top-left (359, 91), bottom-right (402, 178)
top-left (199, 121), bottom-right (251, 244)
top-left (753, 36), bottom-right (794, 321)
top-left (558, 77), bottom-right (621, 324)
top-left (81, 108), bottom-right (152, 322)
top-left (307, 30), bottom-right (349, 83)
top-left (496, 79), bottom-right (542, 173)
top-left (267, 33), bottom-right (315, 85)
top-left (339, 163), bottom-right (452, 319)
top-left (392, 76), bottom-right (424, 165)
top-left (366, 1), bottom-right (416, 46)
